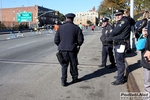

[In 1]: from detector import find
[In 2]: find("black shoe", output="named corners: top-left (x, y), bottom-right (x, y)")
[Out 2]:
top-left (108, 64), bottom-right (116, 68)
top-left (114, 76), bottom-right (127, 81)
top-left (98, 64), bottom-right (106, 68)
top-left (61, 82), bottom-right (67, 87)
top-left (123, 76), bottom-right (127, 82)
top-left (111, 80), bottom-right (125, 85)
top-left (72, 78), bottom-right (82, 83)
top-left (125, 48), bottom-right (131, 53)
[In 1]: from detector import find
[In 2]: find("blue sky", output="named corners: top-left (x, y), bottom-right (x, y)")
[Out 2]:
top-left (1, 0), bottom-right (102, 14)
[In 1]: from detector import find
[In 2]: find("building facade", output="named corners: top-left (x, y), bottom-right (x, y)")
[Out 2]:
top-left (0, 5), bottom-right (60, 29)
top-left (74, 7), bottom-right (98, 26)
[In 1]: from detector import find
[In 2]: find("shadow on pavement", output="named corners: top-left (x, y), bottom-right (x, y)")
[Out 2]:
top-left (65, 67), bottom-right (117, 86)
top-left (126, 60), bottom-right (141, 79)
top-left (80, 67), bottom-right (117, 81)
top-left (125, 50), bottom-right (137, 58)
top-left (125, 49), bottom-right (141, 80)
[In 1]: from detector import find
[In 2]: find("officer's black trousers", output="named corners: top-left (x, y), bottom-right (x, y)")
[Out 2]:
top-left (101, 45), bottom-right (115, 66)
top-left (60, 51), bottom-right (78, 83)
top-left (114, 45), bottom-right (125, 82)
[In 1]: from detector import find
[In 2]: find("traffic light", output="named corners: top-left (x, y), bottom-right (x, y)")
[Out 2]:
top-left (55, 11), bottom-right (59, 15)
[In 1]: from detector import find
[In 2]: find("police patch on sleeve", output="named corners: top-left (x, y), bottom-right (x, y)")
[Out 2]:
top-left (119, 21), bottom-right (125, 27)
top-left (121, 21), bottom-right (125, 24)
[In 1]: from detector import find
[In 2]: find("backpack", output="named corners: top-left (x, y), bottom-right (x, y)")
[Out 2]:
top-left (135, 34), bottom-right (146, 51)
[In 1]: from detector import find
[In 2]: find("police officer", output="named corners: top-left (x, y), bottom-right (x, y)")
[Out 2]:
top-left (109, 10), bottom-right (131, 85)
top-left (99, 17), bottom-right (116, 68)
top-left (54, 13), bottom-right (84, 86)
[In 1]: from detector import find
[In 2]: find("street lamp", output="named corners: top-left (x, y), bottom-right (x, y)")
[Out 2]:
top-left (109, 7), bottom-right (114, 19)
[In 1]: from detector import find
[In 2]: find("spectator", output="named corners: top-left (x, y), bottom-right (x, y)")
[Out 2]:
top-left (78, 23), bottom-right (83, 30)
top-left (134, 11), bottom-right (149, 40)
top-left (141, 18), bottom-right (150, 94)
top-left (54, 23), bottom-right (59, 32)
top-left (91, 24), bottom-right (95, 32)
top-left (124, 9), bottom-right (136, 53)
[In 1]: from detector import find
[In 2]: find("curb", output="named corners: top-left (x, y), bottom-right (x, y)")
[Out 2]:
top-left (125, 59), bottom-right (143, 100)
top-left (125, 59), bottom-right (140, 91)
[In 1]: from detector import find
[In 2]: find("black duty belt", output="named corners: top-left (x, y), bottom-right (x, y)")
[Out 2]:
top-left (113, 40), bottom-right (127, 46)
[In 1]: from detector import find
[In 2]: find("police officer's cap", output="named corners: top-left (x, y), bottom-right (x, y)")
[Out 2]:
top-left (65, 13), bottom-right (76, 18)
top-left (102, 17), bottom-right (109, 22)
top-left (114, 10), bottom-right (124, 16)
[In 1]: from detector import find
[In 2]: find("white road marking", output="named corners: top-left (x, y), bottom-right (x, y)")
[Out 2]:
top-left (7, 41), bottom-right (36, 49)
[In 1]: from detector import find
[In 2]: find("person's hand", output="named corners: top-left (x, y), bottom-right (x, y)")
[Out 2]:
top-left (144, 50), bottom-right (150, 62)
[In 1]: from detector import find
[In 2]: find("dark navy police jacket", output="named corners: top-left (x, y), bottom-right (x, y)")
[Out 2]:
top-left (110, 16), bottom-right (131, 41)
top-left (100, 23), bottom-right (113, 46)
top-left (54, 21), bottom-right (84, 51)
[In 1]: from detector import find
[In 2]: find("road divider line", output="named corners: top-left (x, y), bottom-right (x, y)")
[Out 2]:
top-left (0, 59), bottom-right (99, 68)
top-left (7, 41), bottom-right (36, 49)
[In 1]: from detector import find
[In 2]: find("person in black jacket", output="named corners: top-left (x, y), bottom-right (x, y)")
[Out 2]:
top-left (124, 9), bottom-right (135, 53)
top-left (99, 17), bottom-right (116, 68)
top-left (109, 10), bottom-right (131, 85)
top-left (141, 20), bottom-right (150, 93)
top-left (124, 9), bottom-right (135, 26)
top-left (134, 11), bottom-right (149, 40)
top-left (54, 13), bottom-right (84, 86)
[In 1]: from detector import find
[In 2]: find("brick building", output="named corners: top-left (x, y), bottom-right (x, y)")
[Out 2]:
top-left (0, 5), bottom-right (60, 29)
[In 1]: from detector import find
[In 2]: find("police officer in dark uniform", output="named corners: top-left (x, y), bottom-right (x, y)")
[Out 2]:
top-left (99, 17), bottom-right (116, 68)
top-left (109, 10), bottom-right (131, 85)
top-left (54, 13), bottom-right (84, 86)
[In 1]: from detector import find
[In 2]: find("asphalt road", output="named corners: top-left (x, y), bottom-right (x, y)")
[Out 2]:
top-left (0, 28), bottom-right (129, 100)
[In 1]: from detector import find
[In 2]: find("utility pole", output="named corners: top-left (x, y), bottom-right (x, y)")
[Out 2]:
top-left (0, 0), bottom-right (2, 22)
top-left (130, 0), bottom-right (134, 18)
top-left (130, 0), bottom-right (135, 49)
